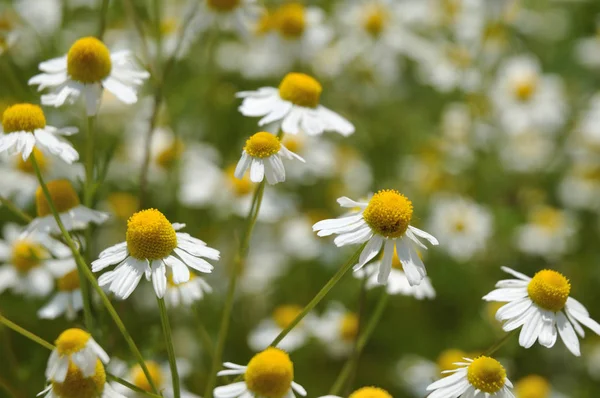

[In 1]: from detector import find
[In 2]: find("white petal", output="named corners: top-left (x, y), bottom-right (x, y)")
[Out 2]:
top-left (556, 311), bottom-right (581, 356)
top-left (377, 239), bottom-right (395, 284)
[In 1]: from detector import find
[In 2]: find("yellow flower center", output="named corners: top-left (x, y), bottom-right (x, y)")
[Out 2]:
top-left (161, 18), bottom-right (178, 35)
top-left (67, 37), bottom-right (112, 83)
top-left (446, 45), bottom-right (472, 69)
top-left (55, 328), bottom-right (91, 356)
top-left (436, 349), bottom-right (466, 374)
top-left (226, 165), bottom-right (253, 196)
top-left (282, 136), bottom-right (302, 154)
top-left (466, 356), bottom-right (507, 394)
top-left (131, 361), bottom-right (164, 392)
top-left (36, 179), bottom-right (81, 217)
top-left (156, 139), bottom-right (184, 170)
top-left (512, 76), bottom-right (538, 102)
top-left (363, 7), bottom-right (387, 37)
top-left (58, 269), bottom-right (81, 292)
top-left (348, 386), bottom-right (393, 398)
top-left (340, 312), bottom-right (359, 342)
top-left (107, 192), bottom-right (139, 221)
top-left (11, 240), bottom-right (46, 273)
top-left (2, 103), bottom-right (46, 133)
top-left (274, 3), bottom-right (306, 39)
top-left (167, 272), bottom-right (195, 287)
top-left (244, 132), bottom-right (281, 158)
top-left (16, 147), bottom-right (48, 174)
top-left (527, 269), bottom-right (570, 312)
top-left (272, 305), bottom-right (303, 329)
top-left (255, 12), bottom-right (274, 35)
top-left (441, 0), bottom-right (461, 20)
top-left (363, 190), bottom-right (413, 238)
top-left (515, 375), bottom-right (550, 398)
top-left (390, 247), bottom-right (403, 270)
top-left (51, 360), bottom-right (105, 398)
top-left (126, 209), bottom-right (177, 260)
top-left (245, 348), bottom-right (294, 398)
top-left (531, 207), bottom-right (563, 232)
top-left (279, 73), bottom-right (322, 108)
top-left (207, 0), bottom-right (240, 12)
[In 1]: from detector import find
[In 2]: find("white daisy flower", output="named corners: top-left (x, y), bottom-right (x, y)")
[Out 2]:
top-left (164, 272), bottom-right (212, 308)
top-left (0, 103), bottom-right (79, 164)
top-left (499, 129), bottom-right (555, 173)
top-left (483, 267), bottom-right (600, 356)
top-left (46, 328), bottom-right (109, 383)
top-left (92, 208), bottom-right (220, 299)
top-left (214, 347), bottom-right (307, 398)
top-left (28, 36), bottom-right (150, 116)
top-left (309, 302), bottom-right (358, 358)
top-left (426, 356), bottom-right (514, 398)
top-left (237, 72), bottom-right (355, 136)
top-left (558, 162), bottom-right (600, 212)
top-left (0, 223), bottom-right (71, 297)
top-left (427, 195), bottom-right (493, 262)
top-left (248, 305), bottom-right (312, 353)
top-left (320, 386), bottom-right (392, 398)
top-left (39, 264), bottom-right (83, 320)
top-left (574, 18), bottom-right (600, 70)
top-left (312, 190), bottom-right (439, 286)
top-left (26, 179), bottom-right (109, 234)
top-left (234, 131), bottom-right (304, 184)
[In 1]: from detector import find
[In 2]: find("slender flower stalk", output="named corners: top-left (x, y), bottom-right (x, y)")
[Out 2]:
top-left (157, 297), bottom-right (180, 398)
top-left (484, 330), bottom-right (518, 357)
top-left (0, 195), bottom-right (32, 223)
top-left (98, 0), bottom-right (110, 39)
top-left (29, 156), bottom-right (160, 395)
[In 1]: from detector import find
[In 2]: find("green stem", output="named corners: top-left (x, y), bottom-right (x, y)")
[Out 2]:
top-left (329, 291), bottom-right (389, 395)
top-left (107, 374), bottom-right (163, 398)
top-left (0, 374), bottom-right (22, 398)
top-left (138, 91), bottom-right (163, 209)
top-left (204, 181), bottom-right (266, 398)
top-left (270, 243), bottom-right (366, 348)
top-left (29, 156), bottom-right (161, 395)
top-left (97, 0), bottom-right (110, 39)
top-left (0, 314), bottom-right (54, 350)
top-left (193, 308), bottom-right (214, 360)
top-left (0, 195), bottom-right (32, 223)
top-left (157, 297), bottom-right (180, 398)
top-left (484, 330), bottom-right (517, 357)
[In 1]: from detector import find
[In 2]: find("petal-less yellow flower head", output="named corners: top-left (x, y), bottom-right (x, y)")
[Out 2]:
top-left (527, 269), bottom-right (571, 312)
top-left (55, 328), bottom-right (91, 356)
top-left (279, 73), bottom-right (322, 108)
top-left (226, 165), bottom-right (253, 196)
top-left (274, 3), bottom-right (306, 38)
top-left (11, 240), bottom-right (46, 273)
top-left (466, 356), bottom-right (506, 394)
top-left (244, 132), bottom-right (281, 158)
top-left (512, 75), bottom-right (538, 102)
top-left (58, 269), bottom-right (81, 292)
top-left (67, 37), bottom-right (112, 84)
top-left (272, 305), bottom-right (303, 329)
top-left (131, 361), bottom-right (164, 392)
top-left (52, 360), bottom-right (105, 398)
top-left (2, 103), bottom-right (46, 133)
top-left (340, 312), bottom-right (359, 342)
top-left (363, 7), bottom-right (387, 37)
top-left (107, 192), bottom-right (139, 221)
top-left (363, 190), bottom-right (414, 239)
top-left (515, 375), bottom-right (550, 398)
top-left (16, 147), bottom-right (48, 174)
top-left (36, 180), bottom-right (81, 217)
top-left (349, 386), bottom-right (393, 398)
top-left (156, 139), bottom-right (184, 170)
top-left (436, 349), bottom-right (466, 374)
top-left (207, 0), bottom-right (240, 12)
top-left (126, 209), bottom-right (177, 260)
top-left (245, 347), bottom-right (294, 398)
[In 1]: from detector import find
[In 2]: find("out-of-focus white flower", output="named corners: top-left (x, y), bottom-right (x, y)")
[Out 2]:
top-left (39, 264), bottom-right (83, 320)
top-left (187, 0), bottom-right (262, 38)
top-left (309, 302), bottom-right (359, 358)
top-left (559, 162), bottom-right (600, 212)
top-left (248, 304), bottom-right (313, 352)
top-left (499, 129), bottom-right (555, 173)
top-left (164, 272), bottom-right (212, 308)
top-left (575, 20), bottom-right (600, 70)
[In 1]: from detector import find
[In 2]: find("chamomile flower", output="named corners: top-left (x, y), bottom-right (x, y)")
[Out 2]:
top-left (39, 266), bottom-right (83, 320)
top-left (46, 328), bottom-right (109, 383)
top-left (235, 132), bottom-right (304, 184)
top-left (313, 190), bottom-right (439, 286)
top-left (29, 37), bottom-right (150, 115)
top-left (426, 356), bottom-right (515, 398)
top-left (26, 179), bottom-right (109, 234)
top-left (310, 302), bottom-right (359, 358)
top-left (0, 223), bottom-right (71, 297)
top-left (514, 375), bottom-right (551, 398)
top-left (164, 272), bottom-right (212, 308)
top-left (321, 386), bottom-right (393, 398)
top-left (574, 17), bottom-right (600, 70)
top-left (0, 103), bottom-right (79, 163)
top-left (92, 209), bottom-right (219, 299)
top-left (189, 0), bottom-right (262, 37)
top-left (483, 267), bottom-right (600, 356)
top-left (248, 304), bottom-right (312, 352)
top-left (39, 359), bottom-right (124, 398)
top-left (214, 347), bottom-right (307, 398)
top-left (499, 129), bottom-right (555, 173)
top-left (237, 72), bottom-right (355, 136)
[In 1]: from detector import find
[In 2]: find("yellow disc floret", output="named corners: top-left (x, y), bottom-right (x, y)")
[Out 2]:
top-left (207, 0), bottom-right (240, 12)
top-left (512, 76), bottom-right (538, 102)
top-left (107, 192), bottom-right (139, 221)
top-left (363, 7), bottom-right (387, 37)
top-left (131, 361), bottom-right (164, 392)
top-left (436, 349), bottom-right (466, 374)
top-left (340, 312), bottom-right (359, 342)
top-left (67, 37), bottom-right (112, 83)
top-left (16, 147), bottom-right (48, 174)
top-left (126, 209), bottom-right (177, 260)
top-left (274, 3), bottom-right (306, 39)
top-left (36, 179), bottom-right (81, 217)
top-left (11, 240), bottom-right (46, 273)
top-left (55, 328), bottom-right (91, 356)
top-left (2, 103), bottom-right (46, 133)
top-left (363, 190), bottom-right (413, 238)
top-left (245, 347), bottom-right (294, 398)
top-left (531, 207), bottom-right (563, 232)
top-left (156, 139), bottom-right (184, 170)
top-left (279, 73), bottom-right (322, 108)
top-left (349, 386), bottom-right (393, 398)
top-left (272, 305), bottom-right (303, 329)
top-left (466, 356), bottom-right (506, 394)
top-left (51, 360), bottom-right (105, 398)
top-left (527, 269), bottom-right (570, 312)
top-left (244, 132), bottom-right (281, 158)
top-left (515, 375), bottom-right (550, 398)
top-left (58, 269), bottom-right (81, 292)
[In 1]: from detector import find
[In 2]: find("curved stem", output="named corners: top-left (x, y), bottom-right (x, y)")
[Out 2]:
top-left (484, 330), bottom-right (517, 357)
top-left (138, 91), bottom-right (163, 209)
top-left (157, 297), bottom-right (180, 398)
top-left (29, 156), bottom-right (161, 395)
top-left (97, 0), bottom-right (110, 39)
top-left (0, 195), bottom-right (32, 223)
